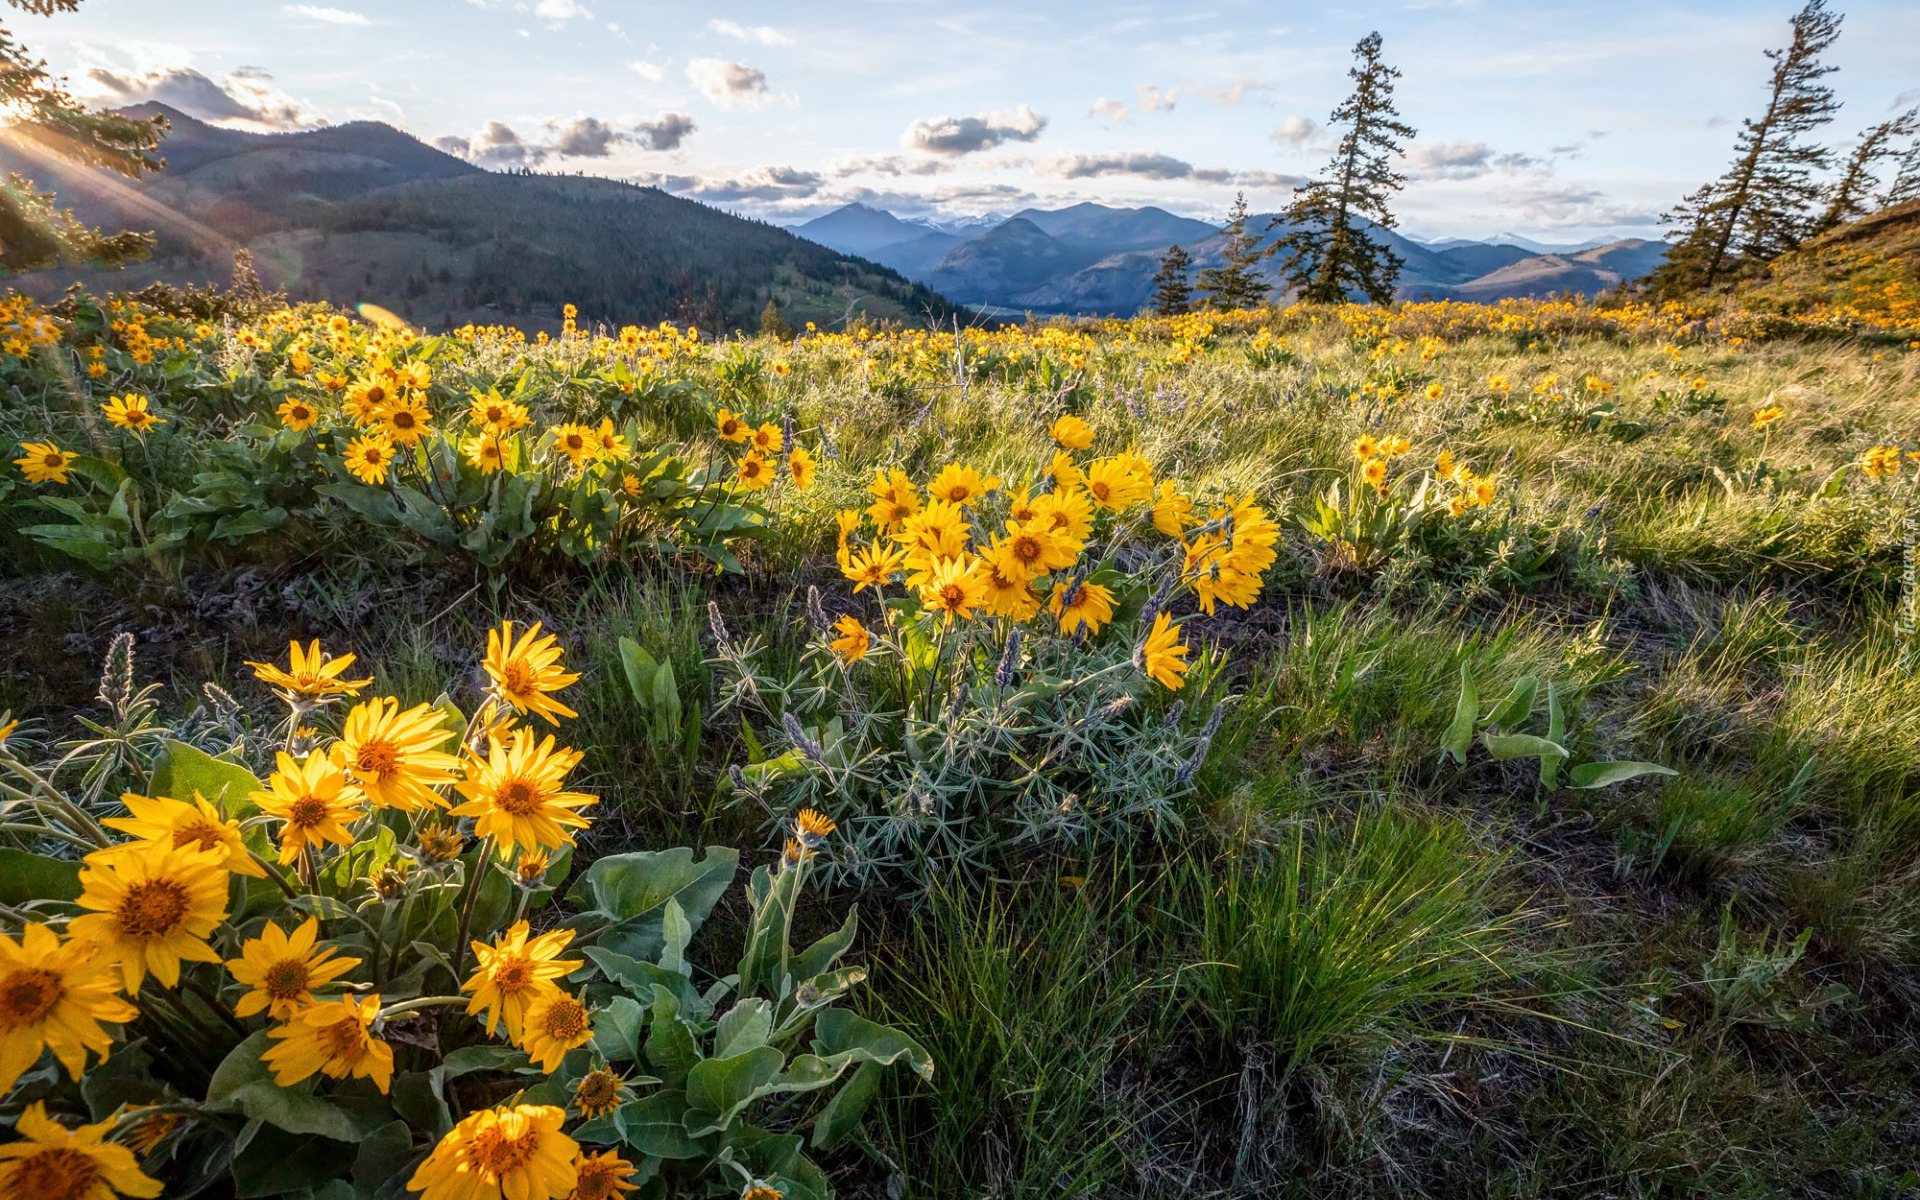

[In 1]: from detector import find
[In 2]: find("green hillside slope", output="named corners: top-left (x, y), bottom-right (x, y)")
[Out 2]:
top-left (2, 105), bottom-right (956, 333)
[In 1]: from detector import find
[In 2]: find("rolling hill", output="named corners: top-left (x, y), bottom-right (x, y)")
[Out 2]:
top-left (797, 200), bottom-right (1669, 315)
top-left (0, 106), bottom-right (957, 332)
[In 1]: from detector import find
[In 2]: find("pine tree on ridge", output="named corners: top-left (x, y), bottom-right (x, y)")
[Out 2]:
top-left (1267, 31), bottom-right (1417, 305)
top-left (1194, 194), bottom-right (1271, 311)
top-left (1149, 244), bottom-right (1194, 315)
top-left (1651, 0), bottom-right (1844, 295)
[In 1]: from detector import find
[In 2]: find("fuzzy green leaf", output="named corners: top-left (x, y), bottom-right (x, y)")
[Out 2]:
top-left (1481, 731), bottom-right (1567, 762)
top-left (1568, 760), bottom-right (1678, 788)
top-left (1441, 663), bottom-right (1476, 764)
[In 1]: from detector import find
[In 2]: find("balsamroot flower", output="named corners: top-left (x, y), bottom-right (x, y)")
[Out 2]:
top-left (332, 697), bottom-right (463, 812)
top-left (408, 1104), bottom-right (577, 1200)
top-left (517, 989), bottom-right (594, 1072)
top-left (224, 917), bottom-right (361, 1019)
top-left (0, 1102), bottom-right (161, 1200)
top-left (70, 841), bottom-right (230, 992)
top-left (99, 793), bottom-right (266, 878)
top-left (246, 640), bottom-right (372, 703)
top-left (462, 921), bottom-right (582, 1038)
top-left (483, 621), bottom-right (581, 725)
top-left (1139, 612), bottom-right (1192, 691)
top-left (449, 728), bottom-right (596, 855)
top-left (1049, 414), bottom-right (1094, 450)
top-left (0, 924), bottom-right (137, 1095)
top-left (262, 993), bottom-right (393, 1093)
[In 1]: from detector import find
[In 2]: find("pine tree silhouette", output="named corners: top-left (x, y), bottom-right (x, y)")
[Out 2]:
top-left (1267, 31), bottom-right (1416, 305)
top-left (1149, 244), bottom-right (1194, 315)
top-left (1195, 194), bottom-right (1271, 311)
top-left (1652, 0), bottom-right (1843, 294)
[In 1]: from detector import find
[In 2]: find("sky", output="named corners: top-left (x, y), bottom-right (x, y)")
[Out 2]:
top-left (20, 0), bottom-right (1920, 243)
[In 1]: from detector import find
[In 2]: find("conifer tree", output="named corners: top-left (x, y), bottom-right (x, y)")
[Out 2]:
top-left (1267, 31), bottom-right (1416, 305)
top-left (1194, 193), bottom-right (1270, 310)
top-left (1149, 243), bottom-right (1194, 315)
top-left (1651, 0), bottom-right (1843, 294)
top-left (0, 0), bottom-right (167, 273)
top-left (1812, 107), bottom-right (1918, 232)
top-left (1886, 138), bottom-right (1920, 207)
top-left (759, 297), bottom-right (794, 341)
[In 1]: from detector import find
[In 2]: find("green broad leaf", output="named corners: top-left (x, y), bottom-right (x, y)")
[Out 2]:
top-left (652, 659), bottom-right (682, 737)
top-left (618, 637), bottom-right (658, 706)
top-left (767, 1053), bottom-right (857, 1096)
top-left (712, 998), bottom-right (773, 1059)
top-left (206, 1030), bottom-right (370, 1141)
top-left (229, 1124), bottom-right (357, 1199)
top-left (150, 740), bottom-right (263, 816)
top-left (389, 1071), bottom-right (452, 1139)
top-left (812, 1009), bottom-right (934, 1082)
top-left (1486, 675), bottom-right (1540, 730)
top-left (1541, 682), bottom-right (1567, 789)
top-left (352, 1120), bottom-right (418, 1199)
top-left (683, 1045), bottom-right (785, 1136)
top-left (583, 946), bottom-right (704, 1014)
top-left (1441, 663), bottom-right (1476, 765)
top-left (1817, 464), bottom-right (1850, 498)
top-left (738, 861), bottom-right (804, 999)
top-left (791, 908), bottom-right (858, 982)
top-left (1568, 760), bottom-right (1679, 789)
top-left (611, 1091), bottom-right (706, 1159)
top-left (810, 1060), bottom-right (884, 1150)
top-left (722, 1124), bottom-right (809, 1181)
top-left (644, 1004), bottom-right (703, 1086)
top-left (80, 1039), bottom-right (166, 1120)
top-left (565, 846), bottom-right (738, 961)
top-left (316, 481), bottom-right (403, 527)
top-left (68, 454), bottom-right (128, 490)
top-left (1481, 732), bottom-right (1568, 762)
top-left (0, 848), bottom-right (81, 905)
top-left (659, 897), bottom-right (691, 976)
top-left (439, 1044), bottom-right (529, 1078)
top-left (390, 484), bottom-right (459, 545)
top-left (593, 995), bottom-right (646, 1064)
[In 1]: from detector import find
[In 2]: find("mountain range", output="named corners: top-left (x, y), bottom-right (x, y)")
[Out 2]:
top-left (796, 202), bottom-right (1669, 315)
top-left (0, 105), bottom-right (954, 332)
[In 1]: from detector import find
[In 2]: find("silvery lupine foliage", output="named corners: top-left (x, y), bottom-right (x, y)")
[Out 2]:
top-left (711, 605), bottom-right (1231, 889)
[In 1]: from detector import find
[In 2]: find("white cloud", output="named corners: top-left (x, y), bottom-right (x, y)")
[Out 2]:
top-left (81, 63), bottom-right (321, 131)
top-left (826, 153), bottom-right (951, 178)
top-left (708, 19), bottom-right (791, 46)
top-left (437, 120), bottom-right (541, 169)
top-left (901, 104), bottom-right (1047, 156)
top-left (686, 57), bottom-right (770, 109)
top-left (628, 60), bottom-right (663, 82)
top-left (1505, 185), bottom-right (1662, 229)
top-left (547, 115), bottom-right (620, 157)
top-left (1191, 78), bottom-right (1265, 106)
top-left (1090, 98), bottom-right (1128, 124)
top-left (1137, 84), bottom-right (1175, 112)
top-left (283, 4), bottom-right (369, 24)
top-left (439, 111), bottom-right (697, 165)
top-left (634, 165), bottom-right (824, 203)
top-left (533, 0), bottom-right (591, 21)
top-left (1403, 140), bottom-right (1540, 180)
top-left (1270, 115), bottom-right (1321, 148)
top-left (632, 111), bottom-right (696, 151)
top-left (1041, 151), bottom-right (1305, 190)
